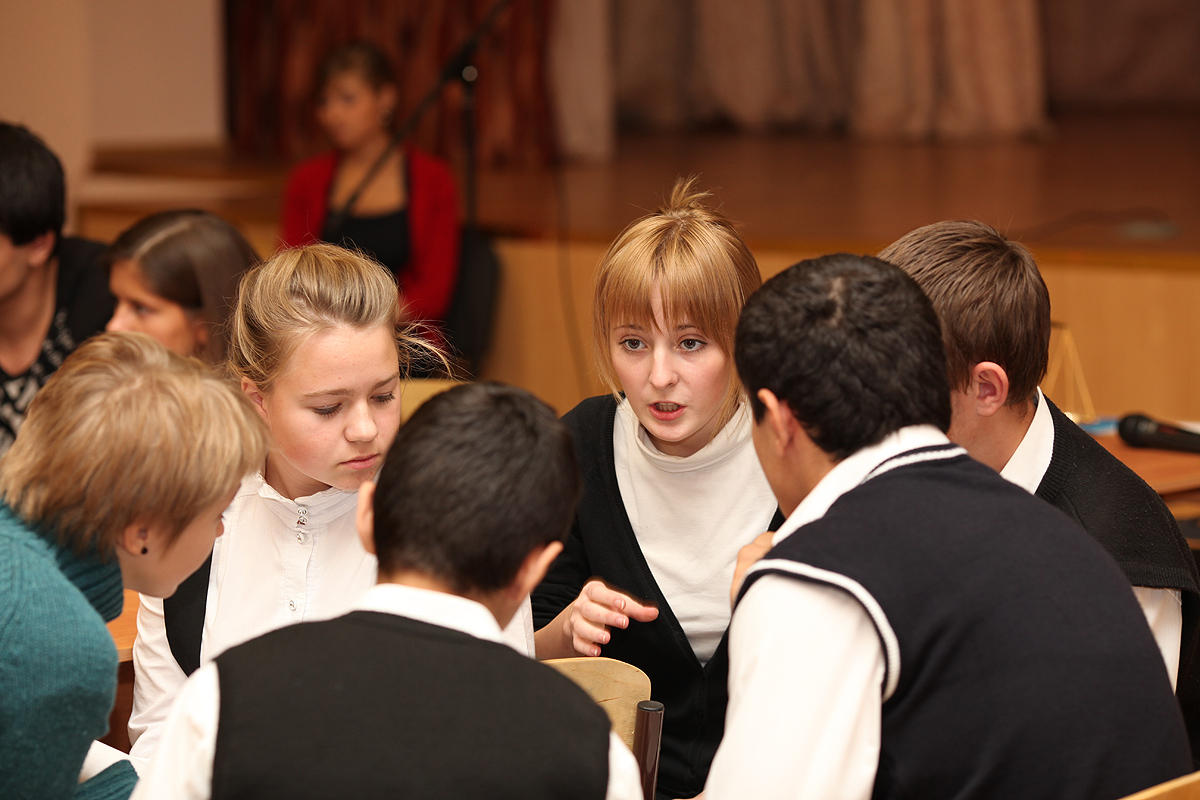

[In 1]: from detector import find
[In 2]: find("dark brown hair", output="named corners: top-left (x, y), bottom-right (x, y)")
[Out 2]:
top-left (107, 210), bottom-right (259, 365)
top-left (315, 41), bottom-right (396, 96)
top-left (879, 220), bottom-right (1049, 407)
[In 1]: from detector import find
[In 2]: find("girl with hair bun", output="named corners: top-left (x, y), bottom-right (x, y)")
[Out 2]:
top-left (105, 209), bottom-right (258, 364)
top-left (532, 178), bottom-right (781, 800)
top-left (128, 244), bottom-right (533, 760)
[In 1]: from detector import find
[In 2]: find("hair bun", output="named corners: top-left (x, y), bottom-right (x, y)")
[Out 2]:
top-left (661, 175), bottom-right (713, 219)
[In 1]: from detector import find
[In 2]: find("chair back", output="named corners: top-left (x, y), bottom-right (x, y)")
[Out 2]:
top-left (545, 656), bottom-right (664, 800)
top-left (399, 378), bottom-right (462, 421)
top-left (1121, 771), bottom-right (1200, 800)
top-left (544, 656), bottom-right (649, 748)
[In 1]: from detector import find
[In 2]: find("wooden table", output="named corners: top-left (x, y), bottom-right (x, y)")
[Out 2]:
top-left (1094, 434), bottom-right (1200, 545)
top-left (103, 590), bottom-right (140, 752)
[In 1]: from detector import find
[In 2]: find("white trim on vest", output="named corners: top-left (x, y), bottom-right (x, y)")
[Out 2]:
top-left (862, 444), bottom-right (967, 484)
top-left (744, 559), bottom-right (903, 701)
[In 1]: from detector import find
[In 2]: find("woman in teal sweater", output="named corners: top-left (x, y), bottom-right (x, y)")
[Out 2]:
top-left (0, 332), bottom-right (267, 800)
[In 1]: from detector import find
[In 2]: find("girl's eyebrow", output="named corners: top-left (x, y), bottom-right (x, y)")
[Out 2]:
top-left (301, 372), bottom-right (401, 398)
top-left (614, 323), bottom-right (701, 331)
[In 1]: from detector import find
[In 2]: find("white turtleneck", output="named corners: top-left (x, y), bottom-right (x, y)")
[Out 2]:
top-left (613, 399), bottom-right (778, 664)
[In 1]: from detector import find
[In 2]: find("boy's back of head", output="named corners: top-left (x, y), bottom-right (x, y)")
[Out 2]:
top-left (879, 220), bottom-right (1050, 407)
top-left (735, 253), bottom-right (951, 461)
top-left (372, 381), bottom-right (582, 594)
top-left (0, 122), bottom-right (65, 246)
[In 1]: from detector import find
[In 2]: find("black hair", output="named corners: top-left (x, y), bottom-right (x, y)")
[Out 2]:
top-left (372, 382), bottom-right (582, 594)
top-left (0, 122), bottom-right (65, 246)
top-left (735, 253), bottom-right (951, 461)
top-left (315, 41), bottom-right (396, 96)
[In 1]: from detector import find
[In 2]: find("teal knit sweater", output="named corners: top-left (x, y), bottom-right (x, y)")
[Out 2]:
top-left (0, 504), bottom-right (138, 800)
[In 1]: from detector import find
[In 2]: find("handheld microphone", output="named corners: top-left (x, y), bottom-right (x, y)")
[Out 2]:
top-left (1117, 414), bottom-right (1200, 454)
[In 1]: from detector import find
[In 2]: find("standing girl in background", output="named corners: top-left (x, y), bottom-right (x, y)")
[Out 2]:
top-left (129, 244), bottom-right (532, 759)
top-left (532, 179), bottom-right (781, 800)
top-left (280, 41), bottom-right (460, 328)
top-left (106, 209), bottom-right (258, 364)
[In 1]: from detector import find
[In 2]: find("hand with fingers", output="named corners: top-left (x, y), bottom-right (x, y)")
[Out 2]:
top-left (730, 531), bottom-right (775, 608)
top-left (562, 579), bottom-right (660, 657)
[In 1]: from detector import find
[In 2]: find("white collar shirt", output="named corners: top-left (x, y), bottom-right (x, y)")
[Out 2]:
top-left (706, 425), bottom-right (956, 800)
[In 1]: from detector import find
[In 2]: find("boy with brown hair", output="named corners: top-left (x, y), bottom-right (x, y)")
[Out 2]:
top-left (881, 220), bottom-right (1200, 762)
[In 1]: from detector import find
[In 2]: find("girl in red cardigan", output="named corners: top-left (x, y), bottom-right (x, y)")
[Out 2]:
top-left (280, 41), bottom-right (460, 327)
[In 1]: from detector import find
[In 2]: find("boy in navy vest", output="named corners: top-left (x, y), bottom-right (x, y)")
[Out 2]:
top-left (133, 382), bottom-right (642, 800)
top-left (703, 254), bottom-right (1190, 800)
top-left (881, 220), bottom-right (1200, 764)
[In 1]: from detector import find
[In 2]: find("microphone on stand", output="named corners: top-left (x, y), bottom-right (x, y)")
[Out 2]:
top-left (1117, 413), bottom-right (1200, 454)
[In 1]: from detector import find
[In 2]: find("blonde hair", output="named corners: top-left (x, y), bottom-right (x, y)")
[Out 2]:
top-left (593, 177), bottom-right (762, 436)
top-left (228, 243), bottom-right (434, 392)
top-left (0, 332), bottom-right (268, 554)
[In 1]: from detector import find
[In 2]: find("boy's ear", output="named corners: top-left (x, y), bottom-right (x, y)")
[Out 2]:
top-left (757, 388), bottom-right (799, 454)
top-left (356, 481), bottom-right (377, 555)
top-left (508, 541), bottom-right (563, 600)
top-left (23, 230), bottom-right (56, 270)
top-left (966, 361), bottom-right (1011, 417)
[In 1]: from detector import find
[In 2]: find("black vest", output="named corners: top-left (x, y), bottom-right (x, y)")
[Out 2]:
top-left (739, 445), bottom-right (1191, 800)
top-left (212, 610), bottom-right (611, 800)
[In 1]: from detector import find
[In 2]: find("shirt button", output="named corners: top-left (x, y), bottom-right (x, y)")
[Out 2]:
top-left (288, 599), bottom-right (296, 612)
top-left (295, 532), bottom-right (304, 543)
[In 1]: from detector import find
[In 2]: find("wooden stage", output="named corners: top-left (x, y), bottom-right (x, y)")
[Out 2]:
top-left (77, 110), bottom-right (1200, 419)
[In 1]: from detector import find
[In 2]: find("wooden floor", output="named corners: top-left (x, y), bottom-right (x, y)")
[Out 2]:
top-left (83, 110), bottom-right (1200, 254)
top-left (78, 110), bottom-right (1200, 418)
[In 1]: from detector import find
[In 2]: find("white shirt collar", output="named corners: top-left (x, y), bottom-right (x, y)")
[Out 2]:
top-left (773, 425), bottom-right (957, 545)
top-left (353, 582), bottom-right (505, 644)
top-left (998, 388), bottom-right (1054, 495)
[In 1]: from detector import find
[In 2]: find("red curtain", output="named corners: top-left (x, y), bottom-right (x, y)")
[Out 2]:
top-left (225, 0), bottom-right (557, 167)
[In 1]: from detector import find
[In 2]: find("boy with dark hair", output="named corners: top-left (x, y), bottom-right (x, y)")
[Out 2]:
top-left (0, 122), bottom-right (112, 454)
top-left (881, 220), bottom-right (1200, 762)
top-left (704, 253), bottom-right (1189, 800)
top-left (132, 382), bottom-right (642, 800)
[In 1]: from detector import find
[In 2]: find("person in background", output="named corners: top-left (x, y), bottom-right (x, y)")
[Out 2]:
top-left (106, 209), bottom-right (258, 364)
top-left (0, 121), bottom-right (113, 455)
top-left (880, 220), bottom-right (1200, 764)
top-left (705, 253), bottom-right (1190, 800)
top-left (132, 382), bottom-right (643, 800)
top-left (532, 178), bottom-right (781, 799)
top-left (0, 331), bottom-right (267, 800)
top-left (279, 40), bottom-right (460, 328)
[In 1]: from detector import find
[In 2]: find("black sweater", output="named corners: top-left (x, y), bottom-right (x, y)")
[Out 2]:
top-left (532, 395), bottom-right (781, 799)
top-left (741, 446), bottom-right (1191, 800)
top-left (213, 611), bottom-right (611, 800)
top-left (1037, 397), bottom-right (1200, 765)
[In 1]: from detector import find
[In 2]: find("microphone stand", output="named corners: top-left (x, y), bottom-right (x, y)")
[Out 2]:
top-left (325, 0), bottom-right (513, 238)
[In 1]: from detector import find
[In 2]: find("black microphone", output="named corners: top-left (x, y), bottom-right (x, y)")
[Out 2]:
top-left (1118, 413), bottom-right (1200, 454)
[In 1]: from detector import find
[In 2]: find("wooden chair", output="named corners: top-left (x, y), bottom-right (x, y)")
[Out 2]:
top-left (544, 657), bottom-right (664, 800)
top-left (399, 378), bottom-right (462, 421)
top-left (1121, 771), bottom-right (1200, 800)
